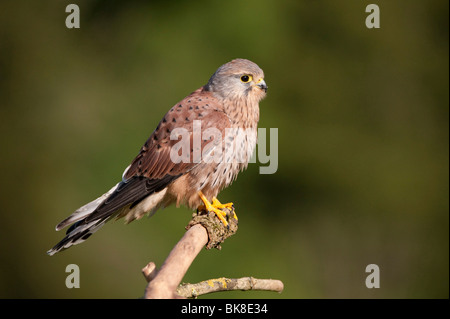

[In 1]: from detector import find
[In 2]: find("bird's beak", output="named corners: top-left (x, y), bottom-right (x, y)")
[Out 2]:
top-left (256, 78), bottom-right (268, 93)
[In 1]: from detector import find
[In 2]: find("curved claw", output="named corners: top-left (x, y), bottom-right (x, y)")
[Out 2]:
top-left (198, 192), bottom-right (238, 227)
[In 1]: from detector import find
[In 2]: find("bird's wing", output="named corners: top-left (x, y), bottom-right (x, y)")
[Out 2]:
top-left (82, 88), bottom-right (231, 223)
top-left (124, 88), bottom-right (230, 179)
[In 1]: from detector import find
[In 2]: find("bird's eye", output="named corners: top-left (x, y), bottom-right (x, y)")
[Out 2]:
top-left (240, 75), bottom-right (252, 83)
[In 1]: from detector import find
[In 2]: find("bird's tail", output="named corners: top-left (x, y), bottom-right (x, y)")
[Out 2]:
top-left (46, 183), bottom-right (119, 256)
top-left (46, 216), bottom-right (113, 256)
top-left (48, 173), bottom-right (176, 256)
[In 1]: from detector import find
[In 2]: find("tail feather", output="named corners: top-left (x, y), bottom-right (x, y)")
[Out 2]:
top-left (55, 183), bottom-right (119, 231)
top-left (47, 183), bottom-right (120, 256)
top-left (47, 216), bottom-right (112, 256)
top-left (48, 174), bottom-right (178, 256)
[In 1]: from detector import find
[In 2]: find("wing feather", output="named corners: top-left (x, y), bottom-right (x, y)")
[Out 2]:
top-left (124, 88), bottom-right (231, 180)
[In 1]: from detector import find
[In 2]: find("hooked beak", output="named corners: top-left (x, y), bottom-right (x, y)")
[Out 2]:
top-left (256, 78), bottom-right (268, 93)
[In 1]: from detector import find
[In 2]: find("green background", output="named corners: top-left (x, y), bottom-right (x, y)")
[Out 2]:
top-left (0, 0), bottom-right (448, 298)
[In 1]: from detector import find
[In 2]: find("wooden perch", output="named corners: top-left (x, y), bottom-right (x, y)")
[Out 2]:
top-left (143, 224), bottom-right (208, 299)
top-left (142, 209), bottom-right (284, 299)
top-left (177, 277), bottom-right (284, 298)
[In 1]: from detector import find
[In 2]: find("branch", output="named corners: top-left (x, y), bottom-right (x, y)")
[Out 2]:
top-left (141, 209), bottom-right (284, 298)
top-left (143, 224), bottom-right (208, 299)
top-left (177, 277), bottom-right (284, 298)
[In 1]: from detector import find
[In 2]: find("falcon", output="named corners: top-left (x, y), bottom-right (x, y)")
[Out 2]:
top-left (47, 58), bottom-right (268, 255)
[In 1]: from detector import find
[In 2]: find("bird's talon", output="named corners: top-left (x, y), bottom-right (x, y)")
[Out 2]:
top-left (198, 192), bottom-right (237, 227)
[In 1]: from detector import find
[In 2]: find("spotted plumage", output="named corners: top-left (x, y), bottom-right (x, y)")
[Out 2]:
top-left (48, 58), bottom-right (267, 255)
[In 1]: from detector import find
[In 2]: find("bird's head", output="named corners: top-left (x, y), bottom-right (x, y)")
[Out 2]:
top-left (205, 58), bottom-right (267, 104)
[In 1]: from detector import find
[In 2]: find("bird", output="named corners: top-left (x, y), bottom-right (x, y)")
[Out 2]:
top-left (47, 58), bottom-right (268, 256)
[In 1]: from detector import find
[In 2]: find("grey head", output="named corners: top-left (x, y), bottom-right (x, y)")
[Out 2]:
top-left (205, 58), bottom-right (268, 101)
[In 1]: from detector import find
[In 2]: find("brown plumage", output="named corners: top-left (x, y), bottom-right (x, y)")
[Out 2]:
top-left (47, 58), bottom-right (267, 255)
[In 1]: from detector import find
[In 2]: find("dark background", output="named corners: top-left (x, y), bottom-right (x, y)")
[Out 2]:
top-left (0, 0), bottom-right (448, 298)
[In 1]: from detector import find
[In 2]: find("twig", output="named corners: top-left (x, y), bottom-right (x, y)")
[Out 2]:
top-left (141, 262), bottom-right (158, 282)
top-left (177, 277), bottom-right (284, 298)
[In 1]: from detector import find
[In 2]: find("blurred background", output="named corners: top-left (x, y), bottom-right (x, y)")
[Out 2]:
top-left (0, 0), bottom-right (448, 298)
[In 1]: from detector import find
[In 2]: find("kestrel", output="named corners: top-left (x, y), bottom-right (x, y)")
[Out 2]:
top-left (48, 58), bottom-right (267, 255)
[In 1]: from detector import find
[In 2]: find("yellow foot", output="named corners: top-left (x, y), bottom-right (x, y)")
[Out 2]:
top-left (212, 197), bottom-right (238, 221)
top-left (198, 192), bottom-right (238, 227)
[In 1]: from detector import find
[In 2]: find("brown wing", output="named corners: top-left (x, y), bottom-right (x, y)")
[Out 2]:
top-left (84, 87), bottom-right (231, 222)
top-left (124, 87), bottom-right (230, 180)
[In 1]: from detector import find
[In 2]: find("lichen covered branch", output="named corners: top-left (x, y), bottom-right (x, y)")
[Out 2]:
top-left (142, 208), bottom-right (283, 299)
top-left (177, 277), bottom-right (284, 298)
